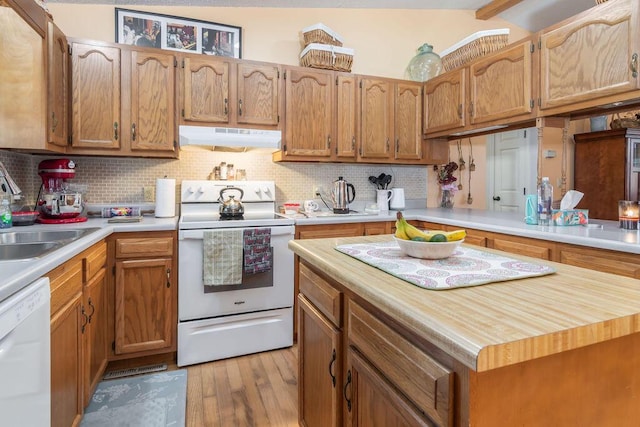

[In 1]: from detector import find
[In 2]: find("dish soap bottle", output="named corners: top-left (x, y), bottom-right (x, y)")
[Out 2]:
top-left (0, 198), bottom-right (12, 228)
top-left (537, 177), bottom-right (553, 226)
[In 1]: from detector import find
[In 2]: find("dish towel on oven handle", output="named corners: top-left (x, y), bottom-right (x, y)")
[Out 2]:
top-left (243, 228), bottom-right (272, 274)
top-left (203, 229), bottom-right (243, 286)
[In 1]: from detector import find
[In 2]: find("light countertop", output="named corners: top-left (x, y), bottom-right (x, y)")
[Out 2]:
top-left (0, 216), bottom-right (178, 304)
top-left (289, 234), bottom-right (640, 372)
top-left (291, 207), bottom-right (640, 254)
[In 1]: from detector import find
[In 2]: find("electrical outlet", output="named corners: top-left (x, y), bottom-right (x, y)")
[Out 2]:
top-left (143, 186), bottom-right (155, 202)
top-left (314, 186), bottom-right (322, 198)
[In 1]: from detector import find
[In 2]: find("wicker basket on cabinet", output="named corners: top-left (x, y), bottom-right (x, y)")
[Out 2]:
top-left (440, 29), bottom-right (510, 72)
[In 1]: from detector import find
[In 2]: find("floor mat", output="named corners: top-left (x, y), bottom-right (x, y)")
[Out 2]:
top-left (80, 369), bottom-right (187, 427)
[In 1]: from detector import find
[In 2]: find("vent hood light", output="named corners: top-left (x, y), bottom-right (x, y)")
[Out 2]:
top-left (179, 125), bottom-right (281, 152)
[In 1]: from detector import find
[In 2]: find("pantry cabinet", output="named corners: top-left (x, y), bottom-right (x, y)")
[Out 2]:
top-left (70, 39), bottom-right (178, 157)
top-left (49, 240), bottom-right (108, 427)
top-left (573, 128), bottom-right (640, 220)
top-left (179, 54), bottom-right (281, 129)
top-left (539, 0), bottom-right (640, 114)
top-left (109, 232), bottom-right (177, 357)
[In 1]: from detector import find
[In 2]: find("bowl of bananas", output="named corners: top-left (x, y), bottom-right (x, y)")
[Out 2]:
top-left (394, 212), bottom-right (465, 259)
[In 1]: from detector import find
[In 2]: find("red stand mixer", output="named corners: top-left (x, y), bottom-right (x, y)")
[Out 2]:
top-left (36, 159), bottom-right (87, 224)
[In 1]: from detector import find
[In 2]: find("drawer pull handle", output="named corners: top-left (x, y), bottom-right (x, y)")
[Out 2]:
top-left (238, 99), bottom-right (243, 116)
top-left (166, 268), bottom-right (171, 288)
top-left (131, 123), bottom-right (137, 141)
top-left (224, 98), bottom-right (228, 115)
top-left (631, 53), bottom-right (638, 78)
top-left (51, 112), bottom-right (58, 133)
top-left (113, 122), bottom-right (119, 141)
top-left (343, 369), bottom-right (352, 412)
top-left (328, 349), bottom-right (336, 387)
top-left (87, 298), bottom-right (95, 323)
top-left (81, 306), bottom-right (89, 333)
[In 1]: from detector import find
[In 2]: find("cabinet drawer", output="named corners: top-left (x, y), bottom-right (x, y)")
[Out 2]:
top-left (49, 257), bottom-right (83, 316)
top-left (491, 236), bottom-right (552, 260)
top-left (299, 263), bottom-right (342, 327)
top-left (115, 237), bottom-right (174, 258)
top-left (348, 301), bottom-right (453, 426)
top-left (84, 241), bottom-right (107, 281)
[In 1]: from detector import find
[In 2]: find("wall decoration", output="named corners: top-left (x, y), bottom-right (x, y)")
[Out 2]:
top-left (115, 8), bottom-right (242, 58)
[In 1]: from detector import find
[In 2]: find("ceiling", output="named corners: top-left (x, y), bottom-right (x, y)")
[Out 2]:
top-left (46, 0), bottom-right (596, 32)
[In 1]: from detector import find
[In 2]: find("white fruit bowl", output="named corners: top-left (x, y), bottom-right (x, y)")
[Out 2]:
top-left (393, 236), bottom-right (464, 259)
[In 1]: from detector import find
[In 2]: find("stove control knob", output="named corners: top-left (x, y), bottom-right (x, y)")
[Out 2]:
top-left (197, 187), bottom-right (204, 194)
top-left (262, 186), bottom-right (271, 195)
top-left (186, 186), bottom-right (194, 194)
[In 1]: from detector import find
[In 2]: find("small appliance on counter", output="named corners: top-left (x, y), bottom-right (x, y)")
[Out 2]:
top-left (331, 176), bottom-right (356, 214)
top-left (36, 159), bottom-right (87, 224)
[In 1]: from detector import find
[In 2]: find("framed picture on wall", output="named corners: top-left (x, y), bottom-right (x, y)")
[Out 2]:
top-left (115, 8), bottom-right (242, 58)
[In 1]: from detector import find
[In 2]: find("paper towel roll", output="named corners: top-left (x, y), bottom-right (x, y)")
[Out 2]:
top-left (155, 178), bottom-right (176, 218)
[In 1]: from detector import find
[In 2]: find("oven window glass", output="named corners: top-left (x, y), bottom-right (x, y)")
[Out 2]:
top-left (204, 248), bottom-right (274, 293)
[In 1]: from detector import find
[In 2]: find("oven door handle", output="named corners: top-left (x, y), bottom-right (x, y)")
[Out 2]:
top-left (179, 227), bottom-right (294, 240)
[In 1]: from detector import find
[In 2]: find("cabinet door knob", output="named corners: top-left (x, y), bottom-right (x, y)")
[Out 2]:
top-left (493, 196), bottom-right (501, 201)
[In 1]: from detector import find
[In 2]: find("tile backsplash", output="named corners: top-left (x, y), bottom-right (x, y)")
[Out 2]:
top-left (0, 149), bottom-right (428, 209)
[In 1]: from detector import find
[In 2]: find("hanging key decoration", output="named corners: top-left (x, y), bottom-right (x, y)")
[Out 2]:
top-left (467, 153), bottom-right (473, 204)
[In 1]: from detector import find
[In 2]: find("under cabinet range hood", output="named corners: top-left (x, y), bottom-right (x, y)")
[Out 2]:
top-left (179, 125), bottom-right (281, 152)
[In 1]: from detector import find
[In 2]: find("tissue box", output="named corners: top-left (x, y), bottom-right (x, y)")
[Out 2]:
top-left (551, 209), bottom-right (588, 226)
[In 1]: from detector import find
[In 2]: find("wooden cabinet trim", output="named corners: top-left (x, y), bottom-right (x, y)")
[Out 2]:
top-left (348, 300), bottom-right (453, 426)
top-left (300, 263), bottom-right (342, 327)
top-left (115, 236), bottom-right (174, 258)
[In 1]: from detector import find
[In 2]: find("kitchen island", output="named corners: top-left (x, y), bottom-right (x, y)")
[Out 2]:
top-left (291, 234), bottom-right (640, 426)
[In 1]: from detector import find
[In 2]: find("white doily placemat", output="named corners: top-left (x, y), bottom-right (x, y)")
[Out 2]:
top-left (335, 240), bottom-right (556, 290)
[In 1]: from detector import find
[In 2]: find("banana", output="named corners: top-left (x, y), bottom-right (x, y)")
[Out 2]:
top-left (444, 229), bottom-right (466, 242)
top-left (395, 212), bottom-right (433, 241)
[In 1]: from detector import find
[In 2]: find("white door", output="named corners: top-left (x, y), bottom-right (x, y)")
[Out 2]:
top-left (486, 129), bottom-right (537, 213)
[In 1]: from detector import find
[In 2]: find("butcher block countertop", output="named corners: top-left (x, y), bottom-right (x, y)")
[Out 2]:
top-left (289, 234), bottom-right (640, 372)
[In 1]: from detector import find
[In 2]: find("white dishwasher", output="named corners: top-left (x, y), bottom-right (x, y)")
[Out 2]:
top-left (0, 277), bottom-right (50, 427)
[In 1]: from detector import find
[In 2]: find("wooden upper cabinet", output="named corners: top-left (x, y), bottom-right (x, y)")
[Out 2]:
top-left (394, 81), bottom-right (422, 160)
top-left (127, 50), bottom-right (176, 153)
top-left (423, 68), bottom-right (466, 135)
top-left (71, 42), bottom-right (121, 149)
top-left (181, 55), bottom-right (230, 124)
top-left (469, 39), bottom-right (535, 125)
top-left (335, 73), bottom-right (358, 160)
top-left (539, 0), bottom-right (640, 112)
top-left (237, 62), bottom-right (280, 127)
top-left (47, 20), bottom-right (69, 148)
top-left (359, 77), bottom-right (394, 160)
top-left (283, 67), bottom-right (334, 158)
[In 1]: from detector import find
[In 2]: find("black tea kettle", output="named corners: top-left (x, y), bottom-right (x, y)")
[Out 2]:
top-left (331, 176), bottom-right (356, 214)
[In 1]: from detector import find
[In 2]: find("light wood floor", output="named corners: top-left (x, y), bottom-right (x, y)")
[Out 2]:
top-left (180, 345), bottom-right (299, 427)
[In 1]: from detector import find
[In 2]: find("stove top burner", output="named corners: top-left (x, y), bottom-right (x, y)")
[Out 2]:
top-left (219, 214), bottom-right (244, 221)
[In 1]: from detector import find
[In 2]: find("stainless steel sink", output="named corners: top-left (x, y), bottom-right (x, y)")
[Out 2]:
top-left (0, 242), bottom-right (62, 261)
top-left (0, 228), bottom-right (100, 245)
top-left (0, 227), bottom-right (101, 261)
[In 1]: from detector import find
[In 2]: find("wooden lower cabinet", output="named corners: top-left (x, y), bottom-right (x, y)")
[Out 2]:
top-left (50, 292), bottom-right (83, 427)
top-left (109, 232), bottom-right (177, 358)
top-left (298, 294), bottom-right (343, 427)
top-left (49, 240), bottom-right (107, 427)
top-left (298, 262), bottom-right (451, 427)
top-left (348, 349), bottom-right (435, 427)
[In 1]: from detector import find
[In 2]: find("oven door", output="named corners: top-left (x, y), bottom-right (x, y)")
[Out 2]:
top-left (178, 224), bottom-right (295, 321)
